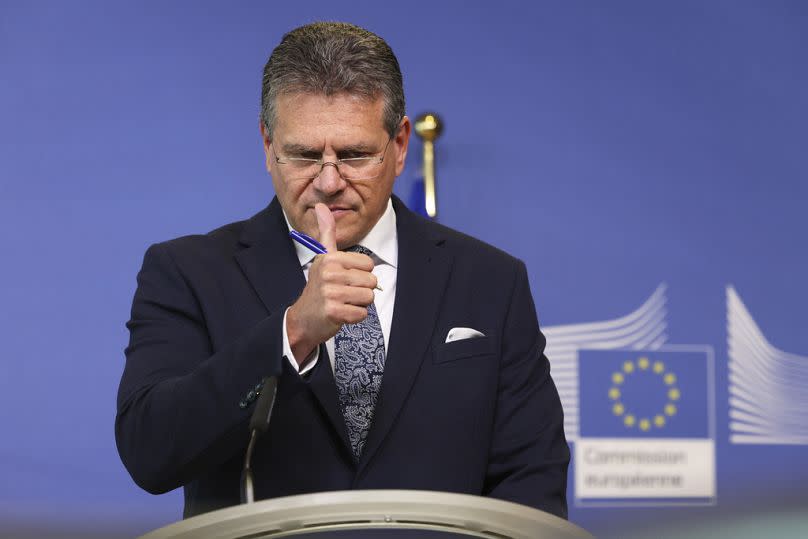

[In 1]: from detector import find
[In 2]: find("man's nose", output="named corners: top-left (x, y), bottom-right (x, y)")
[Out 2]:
top-left (312, 162), bottom-right (346, 195)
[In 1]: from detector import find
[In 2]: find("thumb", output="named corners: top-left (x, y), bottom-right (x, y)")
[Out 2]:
top-left (314, 203), bottom-right (337, 253)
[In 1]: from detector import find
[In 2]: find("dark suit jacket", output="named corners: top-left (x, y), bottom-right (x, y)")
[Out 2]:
top-left (116, 195), bottom-right (569, 519)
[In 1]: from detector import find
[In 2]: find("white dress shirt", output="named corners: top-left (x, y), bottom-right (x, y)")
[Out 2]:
top-left (281, 199), bottom-right (398, 375)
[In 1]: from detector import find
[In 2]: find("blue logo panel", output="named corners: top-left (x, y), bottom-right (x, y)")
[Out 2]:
top-left (579, 349), bottom-right (710, 439)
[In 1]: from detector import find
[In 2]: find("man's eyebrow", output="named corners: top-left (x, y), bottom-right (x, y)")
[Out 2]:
top-left (335, 143), bottom-right (379, 154)
top-left (281, 142), bottom-right (320, 154)
top-left (280, 142), bottom-right (379, 154)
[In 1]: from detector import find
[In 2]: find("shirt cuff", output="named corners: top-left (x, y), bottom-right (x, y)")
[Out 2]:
top-left (282, 307), bottom-right (318, 375)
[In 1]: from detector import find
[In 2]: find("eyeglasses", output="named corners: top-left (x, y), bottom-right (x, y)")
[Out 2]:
top-left (273, 138), bottom-right (392, 181)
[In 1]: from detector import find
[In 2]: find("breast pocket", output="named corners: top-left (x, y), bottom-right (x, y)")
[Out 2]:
top-left (433, 336), bottom-right (497, 364)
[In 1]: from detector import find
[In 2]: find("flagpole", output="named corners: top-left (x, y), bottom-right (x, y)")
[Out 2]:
top-left (414, 112), bottom-right (443, 219)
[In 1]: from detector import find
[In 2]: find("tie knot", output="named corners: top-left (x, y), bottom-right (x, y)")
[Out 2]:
top-left (346, 245), bottom-right (374, 257)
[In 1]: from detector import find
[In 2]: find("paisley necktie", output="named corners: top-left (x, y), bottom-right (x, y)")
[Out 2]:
top-left (334, 245), bottom-right (386, 460)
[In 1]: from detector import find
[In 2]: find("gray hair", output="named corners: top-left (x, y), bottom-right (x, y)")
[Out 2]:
top-left (260, 22), bottom-right (405, 139)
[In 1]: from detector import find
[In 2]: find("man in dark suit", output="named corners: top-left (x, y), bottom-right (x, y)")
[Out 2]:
top-left (116, 22), bottom-right (569, 519)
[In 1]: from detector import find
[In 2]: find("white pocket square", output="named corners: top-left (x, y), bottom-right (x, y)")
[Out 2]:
top-left (445, 327), bottom-right (486, 343)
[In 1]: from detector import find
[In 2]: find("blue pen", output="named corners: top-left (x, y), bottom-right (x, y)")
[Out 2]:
top-left (289, 230), bottom-right (327, 254)
top-left (289, 230), bottom-right (383, 291)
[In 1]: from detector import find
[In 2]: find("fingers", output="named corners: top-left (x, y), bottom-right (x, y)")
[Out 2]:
top-left (339, 252), bottom-right (375, 272)
top-left (322, 283), bottom-right (375, 308)
top-left (323, 303), bottom-right (369, 325)
top-left (314, 203), bottom-right (337, 253)
top-left (319, 267), bottom-right (378, 290)
top-left (313, 250), bottom-right (374, 274)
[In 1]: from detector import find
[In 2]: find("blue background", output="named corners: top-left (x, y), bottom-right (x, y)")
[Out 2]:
top-left (1, 1), bottom-right (806, 537)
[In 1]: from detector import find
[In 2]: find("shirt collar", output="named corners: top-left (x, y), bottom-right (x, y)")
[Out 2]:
top-left (283, 198), bottom-right (398, 269)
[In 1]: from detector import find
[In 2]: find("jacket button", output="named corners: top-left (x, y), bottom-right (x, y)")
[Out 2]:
top-left (238, 399), bottom-right (248, 409)
top-left (247, 390), bottom-right (256, 401)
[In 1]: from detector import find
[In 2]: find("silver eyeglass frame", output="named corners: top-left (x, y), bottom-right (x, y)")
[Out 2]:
top-left (272, 137), bottom-right (393, 181)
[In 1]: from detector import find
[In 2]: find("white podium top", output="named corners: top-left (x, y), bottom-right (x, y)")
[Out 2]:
top-left (141, 490), bottom-right (592, 539)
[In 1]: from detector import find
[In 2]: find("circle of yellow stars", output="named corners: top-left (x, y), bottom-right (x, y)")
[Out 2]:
top-left (609, 356), bottom-right (680, 432)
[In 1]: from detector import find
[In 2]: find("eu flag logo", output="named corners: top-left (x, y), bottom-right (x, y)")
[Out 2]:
top-left (579, 349), bottom-right (711, 439)
top-left (575, 347), bottom-right (716, 504)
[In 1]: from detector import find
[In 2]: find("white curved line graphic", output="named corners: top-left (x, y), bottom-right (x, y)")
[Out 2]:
top-left (543, 284), bottom-right (668, 440)
top-left (727, 285), bottom-right (808, 444)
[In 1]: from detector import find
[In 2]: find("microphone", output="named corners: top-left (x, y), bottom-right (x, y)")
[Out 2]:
top-left (241, 376), bottom-right (278, 504)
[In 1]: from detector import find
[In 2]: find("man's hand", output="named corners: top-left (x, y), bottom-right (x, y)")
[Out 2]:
top-left (286, 203), bottom-right (377, 365)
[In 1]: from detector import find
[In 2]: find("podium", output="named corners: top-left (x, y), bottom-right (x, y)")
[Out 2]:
top-left (140, 490), bottom-right (593, 538)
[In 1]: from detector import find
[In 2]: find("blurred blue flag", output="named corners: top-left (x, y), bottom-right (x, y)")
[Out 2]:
top-left (579, 349), bottom-right (711, 439)
top-left (408, 179), bottom-right (430, 218)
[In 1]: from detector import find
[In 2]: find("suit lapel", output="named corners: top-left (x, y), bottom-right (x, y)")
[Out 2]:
top-left (234, 198), bottom-right (352, 456)
top-left (234, 198), bottom-right (305, 313)
top-left (307, 345), bottom-right (353, 456)
top-left (357, 198), bottom-right (453, 475)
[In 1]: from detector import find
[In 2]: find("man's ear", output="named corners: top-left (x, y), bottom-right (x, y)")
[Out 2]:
top-left (259, 120), bottom-right (272, 172)
top-left (393, 116), bottom-right (412, 177)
